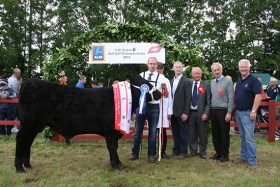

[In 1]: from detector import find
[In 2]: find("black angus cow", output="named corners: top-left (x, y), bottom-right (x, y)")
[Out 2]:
top-left (15, 75), bottom-right (161, 173)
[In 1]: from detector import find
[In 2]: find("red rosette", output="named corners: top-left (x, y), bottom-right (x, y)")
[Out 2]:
top-left (217, 88), bottom-right (223, 97)
top-left (198, 86), bottom-right (205, 94)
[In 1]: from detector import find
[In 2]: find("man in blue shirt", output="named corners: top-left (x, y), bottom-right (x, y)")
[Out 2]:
top-left (0, 79), bottom-right (17, 136)
top-left (76, 75), bottom-right (87, 88)
top-left (233, 59), bottom-right (262, 170)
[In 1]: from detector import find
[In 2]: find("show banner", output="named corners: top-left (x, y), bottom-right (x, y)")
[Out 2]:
top-left (88, 43), bottom-right (165, 64)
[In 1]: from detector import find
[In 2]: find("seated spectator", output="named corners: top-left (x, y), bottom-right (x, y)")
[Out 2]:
top-left (0, 79), bottom-right (17, 136)
top-left (266, 77), bottom-right (280, 100)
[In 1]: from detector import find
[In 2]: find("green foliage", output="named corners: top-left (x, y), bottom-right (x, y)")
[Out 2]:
top-left (41, 127), bottom-right (55, 142)
top-left (42, 22), bottom-right (202, 83)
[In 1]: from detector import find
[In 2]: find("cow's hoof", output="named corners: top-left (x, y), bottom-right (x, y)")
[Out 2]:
top-left (16, 168), bottom-right (26, 173)
top-left (112, 163), bottom-right (122, 171)
top-left (24, 163), bottom-right (32, 169)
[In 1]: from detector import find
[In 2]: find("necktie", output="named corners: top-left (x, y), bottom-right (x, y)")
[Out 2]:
top-left (192, 82), bottom-right (198, 107)
top-left (216, 78), bottom-right (219, 83)
top-left (148, 73), bottom-right (153, 81)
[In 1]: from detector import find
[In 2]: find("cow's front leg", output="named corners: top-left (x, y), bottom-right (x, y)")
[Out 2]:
top-left (105, 137), bottom-right (122, 170)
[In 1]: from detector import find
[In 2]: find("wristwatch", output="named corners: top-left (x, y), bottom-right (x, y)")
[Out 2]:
top-left (251, 110), bottom-right (256, 113)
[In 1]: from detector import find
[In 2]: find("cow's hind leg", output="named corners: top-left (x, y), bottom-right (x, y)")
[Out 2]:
top-left (15, 126), bottom-right (37, 173)
top-left (105, 137), bottom-right (122, 170)
top-left (22, 131), bottom-right (37, 168)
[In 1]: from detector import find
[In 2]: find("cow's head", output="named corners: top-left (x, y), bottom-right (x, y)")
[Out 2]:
top-left (129, 75), bottom-right (162, 111)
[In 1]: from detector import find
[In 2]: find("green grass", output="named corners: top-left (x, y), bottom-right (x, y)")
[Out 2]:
top-left (1, 132), bottom-right (280, 187)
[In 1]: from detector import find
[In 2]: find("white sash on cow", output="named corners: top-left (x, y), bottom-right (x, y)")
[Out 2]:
top-left (113, 81), bottom-right (132, 134)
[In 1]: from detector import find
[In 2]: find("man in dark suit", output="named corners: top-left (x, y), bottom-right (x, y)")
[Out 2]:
top-left (170, 61), bottom-right (192, 158)
top-left (188, 67), bottom-right (211, 159)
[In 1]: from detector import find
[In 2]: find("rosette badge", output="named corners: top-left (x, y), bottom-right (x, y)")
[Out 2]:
top-left (139, 84), bottom-right (149, 114)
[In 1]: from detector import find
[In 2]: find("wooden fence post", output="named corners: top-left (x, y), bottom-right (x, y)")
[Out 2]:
top-left (268, 100), bottom-right (276, 143)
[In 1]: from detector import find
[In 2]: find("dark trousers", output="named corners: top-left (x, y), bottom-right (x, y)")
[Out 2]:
top-left (157, 128), bottom-right (167, 153)
top-left (211, 109), bottom-right (230, 158)
top-left (0, 107), bottom-right (16, 136)
top-left (171, 115), bottom-right (188, 156)
top-left (188, 110), bottom-right (208, 156)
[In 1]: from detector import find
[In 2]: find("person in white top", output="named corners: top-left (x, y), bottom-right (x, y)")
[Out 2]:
top-left (8, 68), bottom-right (21, 96)
top-left (156, 62), bottom-right (173, 159)
top-left (130, 57), bottom-right (166, 163)
top-left (8, 68), bottom-right (21, 133)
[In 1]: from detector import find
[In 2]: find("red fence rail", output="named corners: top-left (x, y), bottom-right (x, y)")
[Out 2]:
top-left (1, 98), bottom-right (280, 143)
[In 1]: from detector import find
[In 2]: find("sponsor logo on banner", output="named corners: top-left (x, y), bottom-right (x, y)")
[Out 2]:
top-left (92, 46), bottom-right (105, 61)
top-left (148, 45), bottom-right (161, 54)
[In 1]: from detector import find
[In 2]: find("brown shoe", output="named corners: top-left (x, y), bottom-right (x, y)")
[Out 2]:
top-left (148, 155), bottom-right (156, 163)
top-left (248, 164), bottom-right (257, 170)
top-left (161, 152), bottom-right (170, 159)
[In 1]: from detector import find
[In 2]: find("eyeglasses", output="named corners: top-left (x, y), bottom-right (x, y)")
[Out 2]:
top-left (0, 83), bottom-right (6, 86)
top-left (60, 75), bottom-right (65, 77)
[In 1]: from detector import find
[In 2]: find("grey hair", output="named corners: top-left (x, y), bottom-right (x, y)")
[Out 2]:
top-left (192, 67), bottom-right (202, 73)
top-left (238, 59), bottom-right (251, 67)
top-left (211, 62), bottom-right (223, 70)
top-left (13, 68), bottom-right (21, 74)
top-left (173, 61), bottom-right (183, 67)
top-left (270, 77), bottom-right (277, 83)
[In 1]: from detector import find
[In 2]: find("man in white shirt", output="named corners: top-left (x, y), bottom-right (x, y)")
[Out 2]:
top-left (130, 57), bottom-right (166, 163)
top-left (170, 61), bottom-right (192, 158)
top-left (8, 68), bottom-right (21, 132)
top-left (8, 68), bottom-right (21, 96)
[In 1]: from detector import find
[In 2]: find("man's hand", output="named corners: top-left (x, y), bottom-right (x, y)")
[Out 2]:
top-left (181, 114), bottom-right (188, 122)
top-left (168, 115), bottom-right (171, 120)
top-left (201, 114), bottom-right (208, 121)
top-left (225, 113), bottom-right (231, 122)
top-left (250, 111), bottom-right (257, 121)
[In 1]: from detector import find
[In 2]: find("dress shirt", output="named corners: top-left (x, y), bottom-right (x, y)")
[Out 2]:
top-left (140, 71), bottom-right (166, 104)
top-left (172, 74), bottom-right (183, 97)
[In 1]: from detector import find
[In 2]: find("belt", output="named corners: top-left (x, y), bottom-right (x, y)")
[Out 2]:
top-left (190, 109), bottom-right (197, 112)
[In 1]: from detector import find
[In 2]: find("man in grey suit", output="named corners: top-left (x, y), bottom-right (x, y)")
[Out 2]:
top-left (170, 61), bottom-right (192, 158)
top-left (188, 67), bottom-right (211, 159)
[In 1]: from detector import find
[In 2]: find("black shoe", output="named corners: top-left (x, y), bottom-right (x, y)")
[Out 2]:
top-left (178, 154), bottom-right (187, 160)
top-left (210, 153), bottom-right (221, 160)
top-left (129, 154), bottom-right (139, 161)
top-left (148, 155), bottom-right (156, 163)
top-left (200, 154), bottom-right (207, 159)
top-left (190, 152), bottom-right (198, 158)
top-left (161, 152), bottom-right (170, 159)
top-left (220, 157), bottom-right (229, 162)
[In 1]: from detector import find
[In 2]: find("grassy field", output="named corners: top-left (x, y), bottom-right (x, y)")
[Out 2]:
top-left (0, 132), bottom-right (280, 187)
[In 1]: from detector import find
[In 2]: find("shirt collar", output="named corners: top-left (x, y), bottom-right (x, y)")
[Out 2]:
top-left (216, 75), bottom-right (224, 81)
top-left (174, 74), bottom-right (182, 80)
top-left (193, 80), bottom-right (201, 85)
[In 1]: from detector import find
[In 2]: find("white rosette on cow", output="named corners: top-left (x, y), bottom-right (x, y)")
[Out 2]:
top-left (113, 81), bottom-right (132, 134)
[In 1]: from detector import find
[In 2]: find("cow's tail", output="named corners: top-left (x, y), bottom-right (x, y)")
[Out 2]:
top-left (18, 79), bottom-right (29, 100)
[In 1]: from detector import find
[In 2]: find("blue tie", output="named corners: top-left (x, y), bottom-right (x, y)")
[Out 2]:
top-left (192, 82), bottom-right (198, 107)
